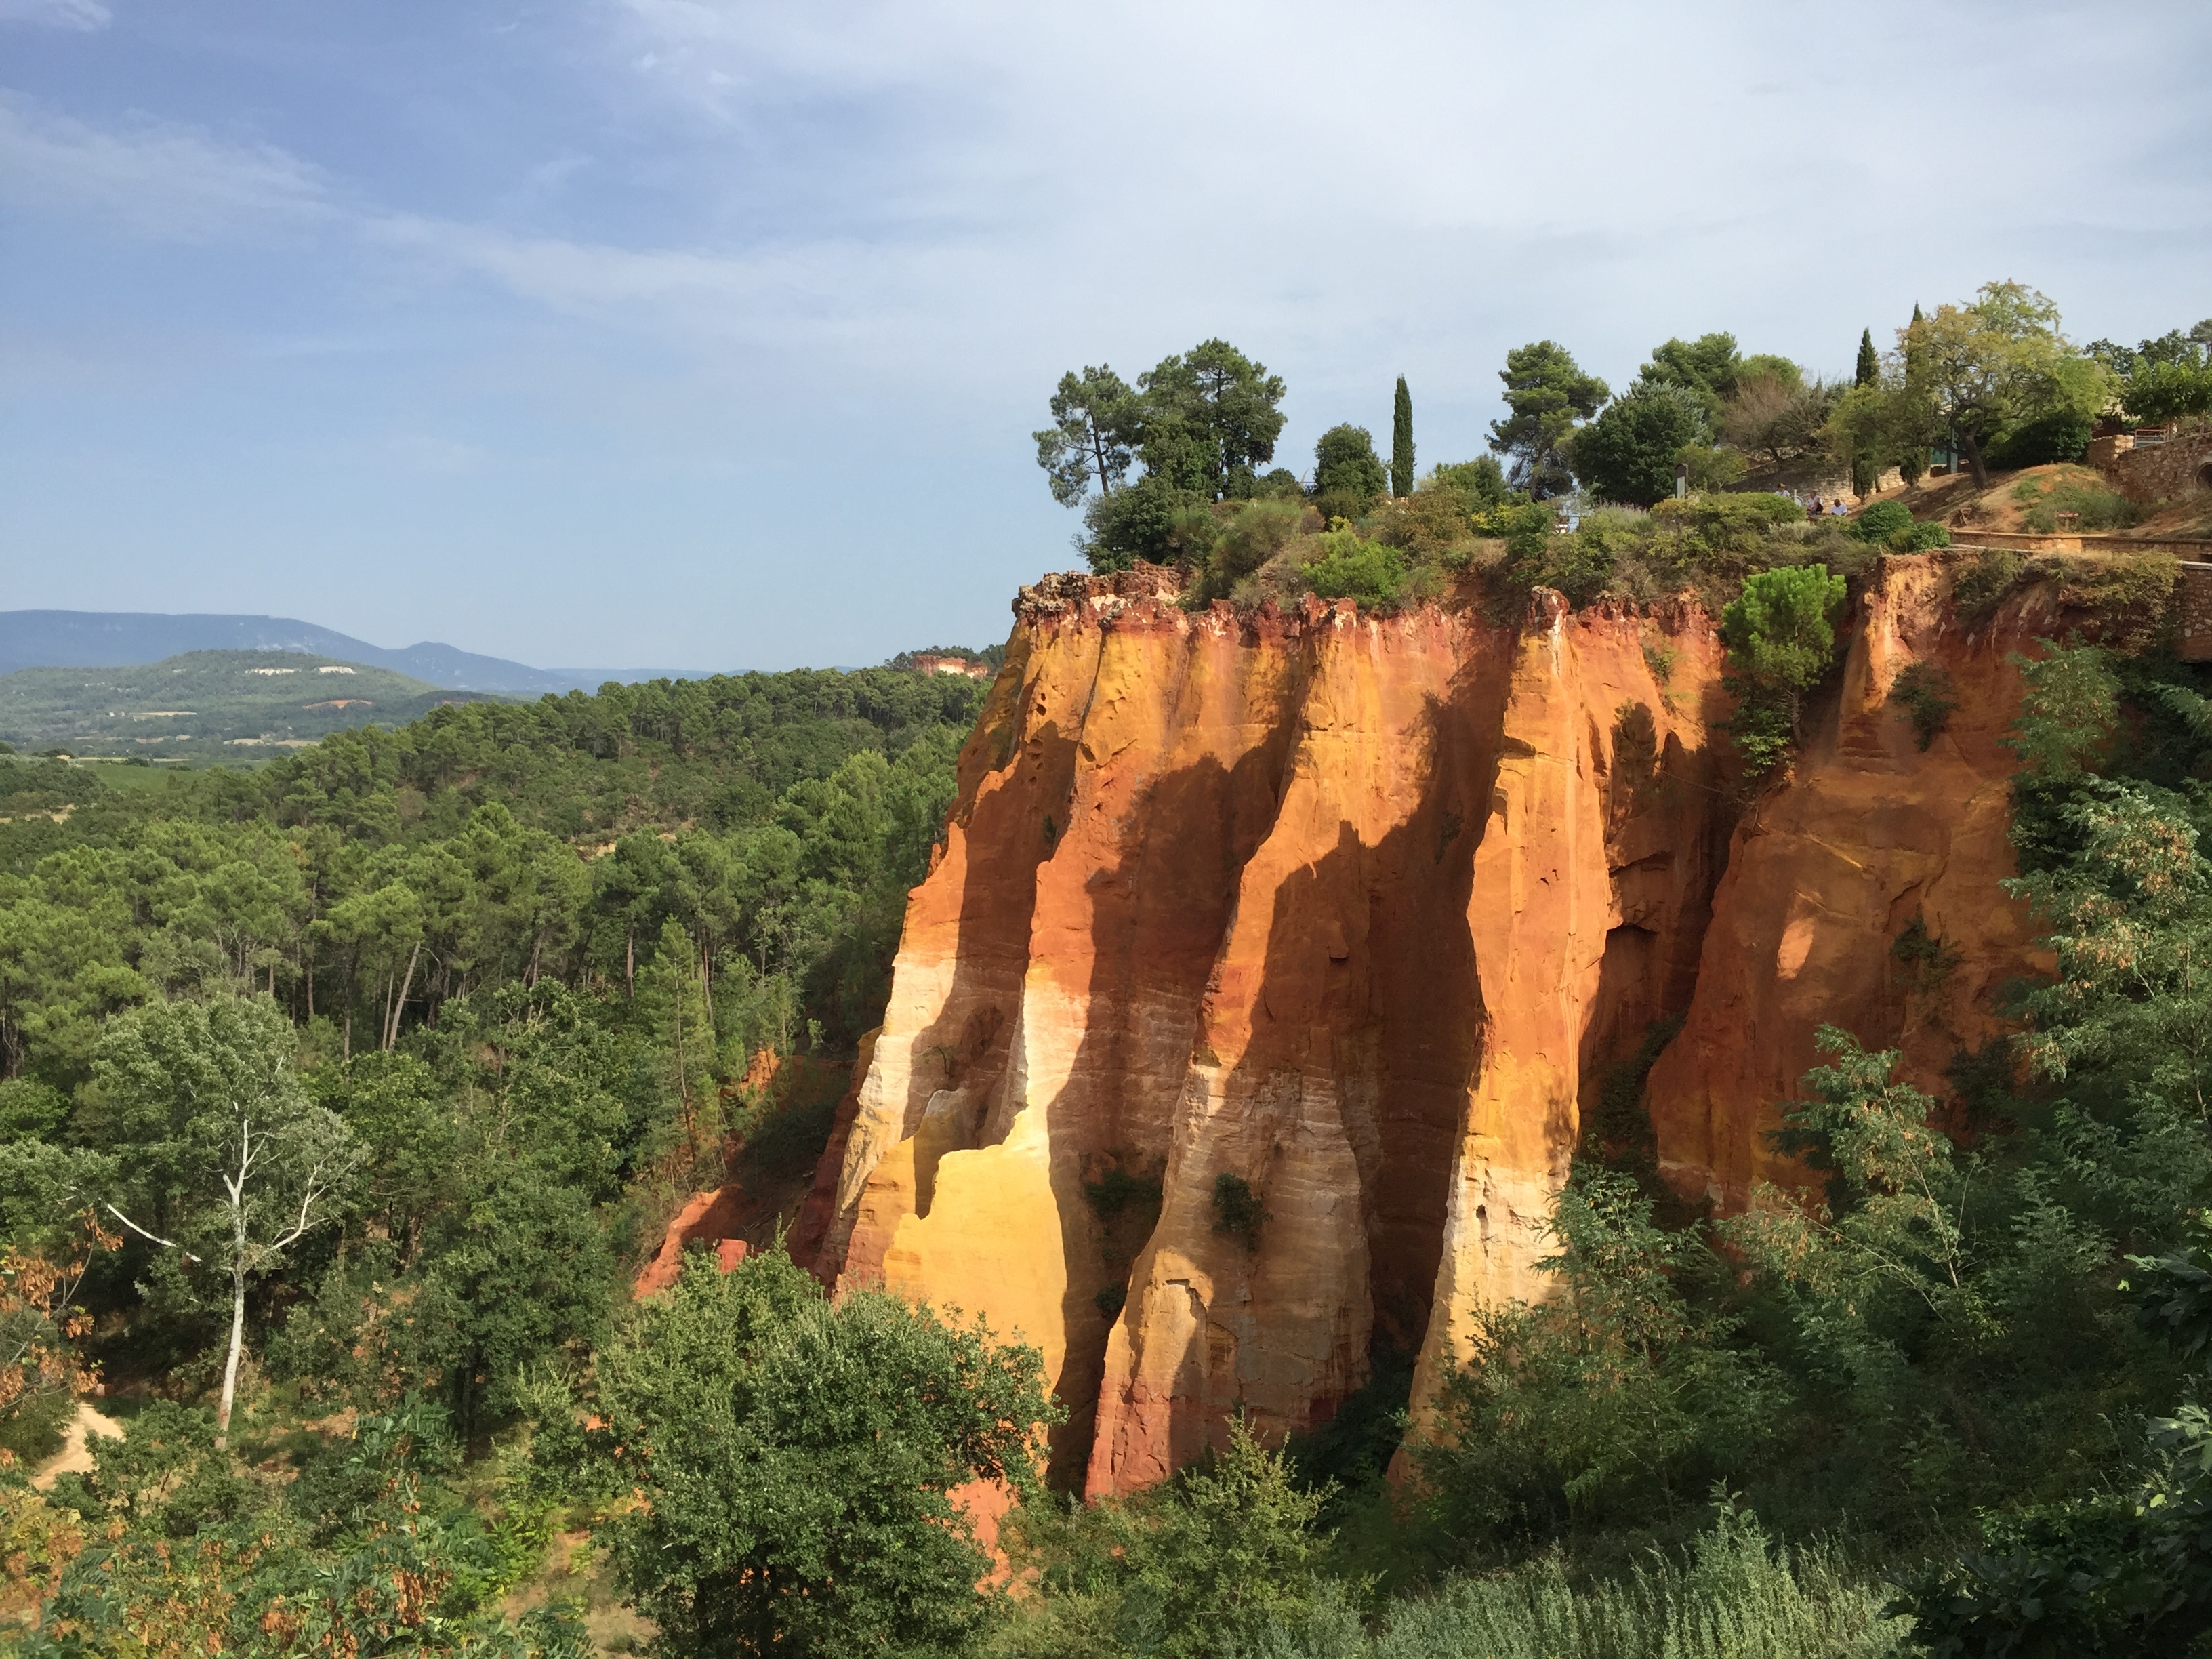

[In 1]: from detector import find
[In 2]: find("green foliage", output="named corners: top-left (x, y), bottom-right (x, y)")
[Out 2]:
top-left (1889, 662), bottom-right (1959, 750)
top-left (1569, 382), bottom-right (1711, 508)
top-left (0, 649), bottom-right (497, 759)
top-left (1719, 565), bottom-right (1848, 777)
top-left (1489, 340), bottom-right (1609, 499)
top-left (1036, 365), bottom-right (1140, 506)
top-left (1848, 501), bottom-right (1915, 544)
top-left (1639, 332), bottom-right (1744, 427)
top-left (1907, 281), bottom-right (2110, 487)
top-left (1856, 327), bottom-right (1880, 388)
top-left (1085, 1166), bottom-right (1165, 1220)
top-left (1418, 1167), bottom-right (1782, 1550)
top-left (1086, 472), bottom-right (1200, 571)
top-left (1000, 1415), bottom-right (1335, 1659)
top-left (2011, 470), bottom-right (2139, 533)
top-left (1424, 456), bottom-right (1507, 510)
top-left (1302, 531), bottom-right (1408, 609)
top-left (1136, 340), bottom-right (1290, 502)
top-left (1390, 377), bottom-right (1414, 500)
top-left (1212, 1173), bottom-right (1263, 1248)
top-left (1237, 1501), bottom-right (1906, 1658)
top-left (1953, 548), bottom-right (2024, 623)
top-left (1312, 424), bottom-right (1387, 518)
top-left (576, 1246), bottom-right (1059, 1657)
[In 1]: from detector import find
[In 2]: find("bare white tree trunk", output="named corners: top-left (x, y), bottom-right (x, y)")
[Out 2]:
top-left (216, 1231), bottom-right (247, 1448)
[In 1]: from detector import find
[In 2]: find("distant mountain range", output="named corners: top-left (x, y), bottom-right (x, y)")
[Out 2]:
top-left (0, 611), bottom-right (715, 695)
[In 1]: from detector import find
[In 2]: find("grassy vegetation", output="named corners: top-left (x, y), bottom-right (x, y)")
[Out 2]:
top-left (0, 649), bottom-right (499, 757)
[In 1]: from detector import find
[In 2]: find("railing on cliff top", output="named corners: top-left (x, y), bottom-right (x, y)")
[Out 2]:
top-left (1938, 530), bottom-right (2212, 663)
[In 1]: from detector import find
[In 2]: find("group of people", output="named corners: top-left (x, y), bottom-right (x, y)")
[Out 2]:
top-left (1802, 493), bottom-right (1851, 517)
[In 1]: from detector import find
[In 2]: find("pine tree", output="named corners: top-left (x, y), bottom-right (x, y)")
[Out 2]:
top-left (1391, 375), bottom-right (1414, 498)
top-left (1856, 328), bottom-right (1879, 387)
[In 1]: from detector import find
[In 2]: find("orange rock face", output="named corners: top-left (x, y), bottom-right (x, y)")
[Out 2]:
top-left (807, 557), bottom-right (2051, 1494)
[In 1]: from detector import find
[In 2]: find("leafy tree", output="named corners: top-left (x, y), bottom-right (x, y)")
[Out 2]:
top-left (1419, 1165), bottom-right (1780, 1549)
top-left (1390, 375), bottom-right (1414, 499)
top-left (1488, 340), bottom-right (1607, 499)
top-left (1639, 331), bottom-right (1743, 425)
top-left (568, 1246), bottom-right (1057, 1657)
top-left (1303, 530), bottom-right (1407, 608)
top-left (1855, 327), bottom-right (1879, 387)
top-left (1034, 365), bottom-right (1139, 507)
top-left (1084, 473), bottom-right (1199, 572)
top-left (89, 996), bottom-right (359, 1445)
top-left (1719, 564), bottom-right (1848, 777)
top-left (1424, 456), bottom-right (1507, 509)
top-left (1719, 369), bottom-right (1832, 469)
top-left (1135, 339), bottom-right (1288, 501)
top-left (1908, 281), bottom-right (2109, 487)
top-left (1106, 1414), bottom-right (1334, 1658)
top-left (1312, 424), bottom-right (1387, 516)
top-left (1567, 381), bottom-right (1710, 506)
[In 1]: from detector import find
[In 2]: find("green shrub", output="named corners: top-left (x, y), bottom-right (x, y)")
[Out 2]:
top-left (1237, 1501), bottom-right (1907, 1658)
top-left (1847, 501), bottom-right (1913, 545)
top-left (1212, 1173), bottom-right (1263, 1246)
top-left (1889, 662), bottom-right (1959, 750)
top-left (1313, 424), bottom-right (1387, 520)
top-left (1210, 498), bottom-right (1305, 583)
top-left (1954, 548), bottom-right (2022, 622)
top-left (1720, 564), bottom-right (1849, 777)
top-left (2014, 476), bottom-right (2139, 533)
top-left (1085, 474), bottom-right (1200, 571)
top-left (1303, 531), bottom-right (1408, 608)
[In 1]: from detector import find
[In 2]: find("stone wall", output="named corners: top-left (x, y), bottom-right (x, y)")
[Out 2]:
top-left (2182, 562), bottom-right (2212, 663)
top-left (2106, 427), bottom-right (2212, 505)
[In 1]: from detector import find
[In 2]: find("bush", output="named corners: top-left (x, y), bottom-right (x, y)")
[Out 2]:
top-left (1086, 475), bottom-right (1200, 571)
top-left (1303, 531), bottom-right (1408, 609)
top-left (1569, 382), bottom-right (1711, 507)
top-left (1721, 564), bottom-right (1848, 777)
top-left (1210, 498), bottom-right (1305, 583)
top-left (1212, 1173), bottom-right (1263, 1246)
top-left (1312, 424), bottom-right (1387, 519)
top-left (1986, 405), bottom-right (2093, 470)
top-left (1889, 663), bottom-right (1959, 750)
top-left (2013, 472), bottom-right (2139, 533)
top-left (1953, 548), bottom-right (2022, 622)
top-left (1848, 501), bottom-right (1915, 545)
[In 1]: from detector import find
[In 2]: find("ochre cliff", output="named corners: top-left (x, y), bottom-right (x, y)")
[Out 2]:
top-left (807, 556), bottom-right (2051, 1494)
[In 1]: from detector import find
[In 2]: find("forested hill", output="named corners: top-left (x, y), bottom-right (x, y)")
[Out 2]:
top-left (0, 663), bottom-right (989, 1075)
top-left (0, 649), bottom-right (496, 757)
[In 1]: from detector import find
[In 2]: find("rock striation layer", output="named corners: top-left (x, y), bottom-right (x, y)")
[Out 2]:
top-left (807, 557), bottom-right (2050, 1494)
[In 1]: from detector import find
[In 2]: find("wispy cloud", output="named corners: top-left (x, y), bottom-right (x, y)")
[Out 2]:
top-left (0, 95), bottom-right (331, 241)
top-left (0, 0), bottom-right (110, 31)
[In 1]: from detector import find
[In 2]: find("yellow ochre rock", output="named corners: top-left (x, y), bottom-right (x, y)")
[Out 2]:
top-left (807, 556), bottom-right (2049, 1494)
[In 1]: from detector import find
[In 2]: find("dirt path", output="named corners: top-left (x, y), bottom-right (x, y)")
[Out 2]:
top-left (30, 1401), bottom-right (123, 1490)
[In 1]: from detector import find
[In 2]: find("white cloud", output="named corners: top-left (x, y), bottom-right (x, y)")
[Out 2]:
top-left (0, 94), bottom-right (331, 241)
top-left (0, 0), bottom-right (110, 30)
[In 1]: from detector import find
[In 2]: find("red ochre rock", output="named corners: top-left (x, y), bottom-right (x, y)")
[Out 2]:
top-left (804, 557), bottom-right (2053, 1494)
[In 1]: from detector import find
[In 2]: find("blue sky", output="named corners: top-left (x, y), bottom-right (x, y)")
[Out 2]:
top-left (3, 1), bottom-right (2208, 670)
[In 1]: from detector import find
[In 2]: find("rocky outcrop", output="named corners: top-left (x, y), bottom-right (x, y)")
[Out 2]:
top-left (806, 556), bottom-right (2051, 1494)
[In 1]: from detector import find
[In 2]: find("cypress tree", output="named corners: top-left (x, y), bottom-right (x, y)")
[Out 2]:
top-left (1855, 328), bottom-right (1879, 386)
top-left (1391, 376), bottom-right (1414, 498)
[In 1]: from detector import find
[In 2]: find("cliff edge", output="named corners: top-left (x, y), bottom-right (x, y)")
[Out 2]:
top-left (805, 556), bottom-right (2050, 1494)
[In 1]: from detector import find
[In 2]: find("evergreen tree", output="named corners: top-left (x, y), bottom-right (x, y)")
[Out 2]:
top-left (1855, 327), bottom-right (1879, 387)
top-left (1391, 375), bottom-right (1414, 498)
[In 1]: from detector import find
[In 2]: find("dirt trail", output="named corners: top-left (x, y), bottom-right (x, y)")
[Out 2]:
top-left (30, 1402), bottom-right (123, 1490)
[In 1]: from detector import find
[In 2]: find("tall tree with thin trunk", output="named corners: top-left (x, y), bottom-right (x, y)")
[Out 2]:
top-left (90, 996), bottom-right (359, 1447)
top-left (1856, 329), bottom-right (1879, 387)
top-left (1391, 376), bottom-right (1414, 498)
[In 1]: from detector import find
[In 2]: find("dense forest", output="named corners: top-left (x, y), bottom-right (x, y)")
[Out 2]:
top-left (3, 283), bottom-right (2212, 1659)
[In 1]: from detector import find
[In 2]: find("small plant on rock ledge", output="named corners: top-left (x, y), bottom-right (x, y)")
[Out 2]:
top-left (1889, 661), bottom-right (1959, 750)
top-left (1212, 1173), bottom-right (1263, 1249)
